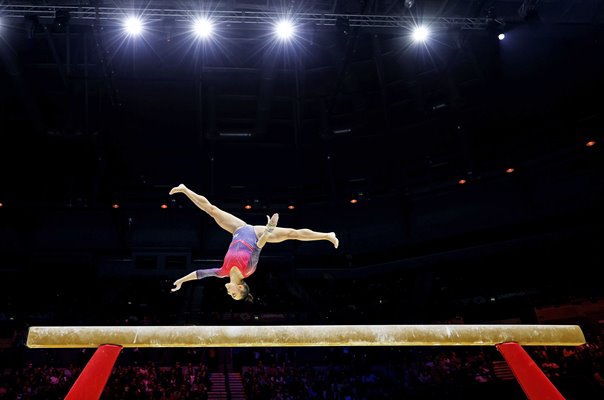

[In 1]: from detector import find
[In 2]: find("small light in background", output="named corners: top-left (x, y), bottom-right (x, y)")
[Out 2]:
top-left (586, 140), bottom-right (596, 147)
top-left (350, 198), bottom-right (358, 204)
top-left (53, 9), bottom-right (71, 30)
top-left (244, 204), bottom-right (252, 210)
top-left (160, 204), bottom-right (168, 209)
top-left (112, 203), bottom-right (120, 209)
top-left (506, 167), bottom-right (515, 174)
top-left (458, 179), bottom-right (467, 185)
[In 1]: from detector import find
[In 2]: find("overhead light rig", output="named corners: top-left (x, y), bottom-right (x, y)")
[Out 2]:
top-left (1, 4), bottom-right (497, 31)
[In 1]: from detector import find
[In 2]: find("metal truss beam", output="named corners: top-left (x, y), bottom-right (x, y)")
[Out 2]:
top-left (2, 5), bottom-right (494, 31)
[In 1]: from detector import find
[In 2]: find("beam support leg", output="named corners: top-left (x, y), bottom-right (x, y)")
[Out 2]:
top-left (65, 344), bottom-right (123, 400)
top-left (497, 342), bottom-right (565, 400)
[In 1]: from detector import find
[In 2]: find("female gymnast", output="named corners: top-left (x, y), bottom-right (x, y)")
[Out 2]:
top-left (169, 184), bottom-right (339, 302)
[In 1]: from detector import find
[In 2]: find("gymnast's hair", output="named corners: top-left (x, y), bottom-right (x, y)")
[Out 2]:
top-left (239, 281), bottom-right (254, 303)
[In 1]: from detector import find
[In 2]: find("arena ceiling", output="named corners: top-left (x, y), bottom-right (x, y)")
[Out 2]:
top-left (0, 1), bottom-right (602, 280)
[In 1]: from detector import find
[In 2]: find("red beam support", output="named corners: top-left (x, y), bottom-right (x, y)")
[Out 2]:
top-left (65, 344), bottom-right (123, 400)
top-left (497, 342), bottom-right (565, 400)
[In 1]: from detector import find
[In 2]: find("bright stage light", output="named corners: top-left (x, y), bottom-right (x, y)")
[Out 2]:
top-left (412, 26), bottom-right (429, 42)
top-left (193, 18), bottom-right (213, 39)
top-left (124, 16), bottom-right (143, 36)
top-left (274, 19), bottom-right (295, 40)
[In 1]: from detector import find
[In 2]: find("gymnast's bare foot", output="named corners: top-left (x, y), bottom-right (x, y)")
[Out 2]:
top-left (328, 232), bottom-right (339, 248)
top-left (265, 213), bottom-right (279, 234)
top-left (170, 184), bottom-right (186, 195)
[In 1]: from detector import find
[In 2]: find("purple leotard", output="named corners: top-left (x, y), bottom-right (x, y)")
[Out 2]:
top-left (195, 225), bottom-right (261, 280)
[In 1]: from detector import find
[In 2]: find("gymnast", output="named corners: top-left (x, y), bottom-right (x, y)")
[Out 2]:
top-left (169, 184), bottom-right (339, 302)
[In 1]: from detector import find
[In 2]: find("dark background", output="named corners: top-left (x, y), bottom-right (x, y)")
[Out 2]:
top-left (0, 0), bottom-right (603, 327)
top-left (1, 1), bottom-right (604, 399)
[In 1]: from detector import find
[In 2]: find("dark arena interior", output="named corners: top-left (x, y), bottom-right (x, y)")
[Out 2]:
top-left (0, 0), bottom-right (603, 399)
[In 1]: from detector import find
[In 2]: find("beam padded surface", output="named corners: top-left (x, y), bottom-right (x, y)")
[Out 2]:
top-left (26, 325), bottom-right (586, 348)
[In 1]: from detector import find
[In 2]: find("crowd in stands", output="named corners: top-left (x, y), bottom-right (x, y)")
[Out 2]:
top-left (0, 361), bottom-right (211, 400)
top-left (238, 336), bottom-right (604, 399)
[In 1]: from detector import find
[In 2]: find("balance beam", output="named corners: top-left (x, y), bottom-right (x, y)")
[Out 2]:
top-left (26, 324), bottom-right (585, 348)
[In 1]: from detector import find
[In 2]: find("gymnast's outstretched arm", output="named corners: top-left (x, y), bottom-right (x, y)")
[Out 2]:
top-left (171, 268), bottom-right (220, 292)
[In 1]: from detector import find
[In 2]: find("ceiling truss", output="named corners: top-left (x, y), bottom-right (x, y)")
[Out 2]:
top-left (2, 5), bottom-right (497, 31)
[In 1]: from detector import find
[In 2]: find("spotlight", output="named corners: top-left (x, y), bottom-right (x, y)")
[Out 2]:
top-left (274, 19), bottom-right (295, 41)
top-left (193, 17), bottom-right (213, 39)
top-left (124, 16), bottom-right (144, 36)
top-left (412, 26), bottom-right (429, 42)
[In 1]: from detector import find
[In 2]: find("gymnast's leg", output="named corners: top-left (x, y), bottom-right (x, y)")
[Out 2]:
top-left (169, 184), bottom-right (246, 234)
top-left (254, 221), bottom-right (339, 248)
